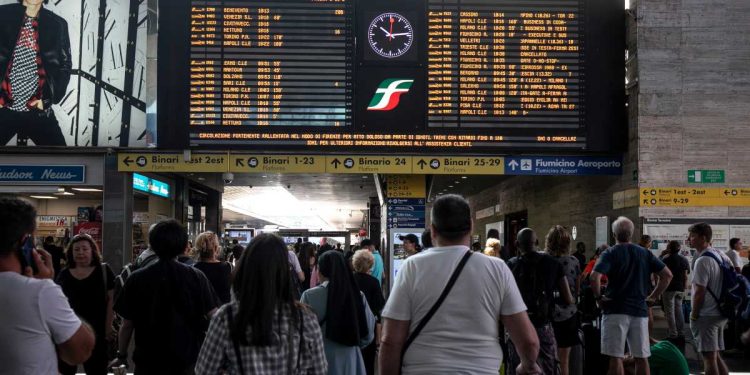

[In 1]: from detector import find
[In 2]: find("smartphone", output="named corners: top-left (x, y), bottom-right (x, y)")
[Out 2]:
top-left (19, 236), bottom-right (38, 274)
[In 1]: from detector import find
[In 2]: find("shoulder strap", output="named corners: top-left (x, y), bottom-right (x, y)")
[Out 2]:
top-left (698, 251), bottom-right (725, 304)
top-left (401, 250), bottom-right (473, 359)
top-left (226, 305), bottom-right (245, 375)
top-left (297, 308), bottom-right (304, 372)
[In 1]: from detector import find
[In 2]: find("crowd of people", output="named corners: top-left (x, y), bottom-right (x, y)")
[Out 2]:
top-left (1, 195), bottom-right (749, 374)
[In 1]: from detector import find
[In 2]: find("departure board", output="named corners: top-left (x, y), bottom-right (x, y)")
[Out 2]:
top-left (160, 0), bottom-right (624, 153)
top-left (189, 0), bottom-right (353, 127)
top-left (427, 1), bottom-right (583, 130)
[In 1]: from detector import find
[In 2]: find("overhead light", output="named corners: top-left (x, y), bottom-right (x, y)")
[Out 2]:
top-left (454, 181), bottom-right (460, 184)
top-left (262, 175), bottom-right (268, 178)
top-left (30, 195), bottom-right (58, 200)
top-left (72, 188), bottom-right (103, 192)
top-left (461, 176), bottom-right (467, 179)
top-left (448, 185), bottom-right (454, 188)
top-left (54, 189), bottom-right (75, 196)
top-left (362, 175), bottom-right (368, 179)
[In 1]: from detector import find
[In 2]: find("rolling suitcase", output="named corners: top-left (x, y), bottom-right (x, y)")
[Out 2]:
top-left (581, 318), bottom-right (608, 374)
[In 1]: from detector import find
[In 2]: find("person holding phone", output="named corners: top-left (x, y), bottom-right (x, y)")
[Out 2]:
top-left (56, 233), bottom-right (116, 375)
top-left (0, 198), bottom-right (95, 374)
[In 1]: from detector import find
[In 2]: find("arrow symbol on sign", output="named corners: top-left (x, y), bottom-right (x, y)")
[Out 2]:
top-left (508, 160), bottom-right (519, 171)
top-left (725, 190), bottom-right (730, 196)
top-left (235, 158), bottom-right (244, 167)
top-left (123, 156), bottom-right (133, 166)
top-left (417, 159), bottom-right (427, 170)
top-left (331, 159), bottom-right (341, 169)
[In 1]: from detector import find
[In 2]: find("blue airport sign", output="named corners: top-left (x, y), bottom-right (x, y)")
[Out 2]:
top-left (0, 165), bottom-right (86, 184)
top-left (505, 156), bottom-right (623, 176)
top-left (386, 198), bottom-right (426, 205)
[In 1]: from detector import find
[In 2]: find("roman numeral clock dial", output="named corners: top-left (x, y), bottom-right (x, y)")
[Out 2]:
top-left (368, 13), bottom-right (413, 59)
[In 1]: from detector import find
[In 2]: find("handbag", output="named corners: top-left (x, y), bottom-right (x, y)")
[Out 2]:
top-left (400, 250), bottom-right (472, 367)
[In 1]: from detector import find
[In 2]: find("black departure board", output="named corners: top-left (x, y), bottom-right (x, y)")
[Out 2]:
top-left (427, 1), bottom-right (583, 130)
top-left (159, 0), bottom-right (624, 153)
top-left (189, 0), bottom-right (353, 127)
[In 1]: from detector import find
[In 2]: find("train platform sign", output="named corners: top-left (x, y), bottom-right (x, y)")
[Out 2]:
top-left (505, 156), bottom-right (623, 176)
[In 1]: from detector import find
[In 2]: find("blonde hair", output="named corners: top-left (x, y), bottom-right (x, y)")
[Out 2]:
top-left (352, 249), bottom-right (375, 273)
top-left (545, 225), bottom-right (571, 257)
top-left (195, 231), bottom-right (219, 260)
top-left (484, 238), bottom-right (501, 257)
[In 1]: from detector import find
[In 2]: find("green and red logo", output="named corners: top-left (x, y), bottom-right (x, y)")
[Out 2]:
top-left (367, 79), bottom-right (414, 111)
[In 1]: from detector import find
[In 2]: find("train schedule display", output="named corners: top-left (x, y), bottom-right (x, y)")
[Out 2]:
top-left (159, 0), bottom-right (624, 153)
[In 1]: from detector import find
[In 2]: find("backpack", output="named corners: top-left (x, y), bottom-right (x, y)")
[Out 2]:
top-left (511, 253), bottom-right (553, 325)
top-left (700, 251), bottom-right (750, 320)
top-left (114, 253), bottom-right (158, 304)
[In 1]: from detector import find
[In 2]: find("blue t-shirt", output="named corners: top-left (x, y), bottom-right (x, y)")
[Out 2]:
top-left (593, 243), bottom-right (665, 317)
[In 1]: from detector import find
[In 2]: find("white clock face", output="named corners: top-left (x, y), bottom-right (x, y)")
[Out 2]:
top-left (368, 13), bottom-right (413, 59)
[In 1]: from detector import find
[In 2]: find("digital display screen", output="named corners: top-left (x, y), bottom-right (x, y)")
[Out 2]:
top-left (159, 0), bottom-right (623, 153)
top-left (189, 1), bottom-right (353, 128)
top-left (133, 173), bottom-right (170, 198)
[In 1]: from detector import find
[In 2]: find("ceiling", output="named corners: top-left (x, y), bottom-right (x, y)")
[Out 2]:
top-left (428, 175), bottom-right (510, 202)
top-left (222, 173), bottom-right (377, 231)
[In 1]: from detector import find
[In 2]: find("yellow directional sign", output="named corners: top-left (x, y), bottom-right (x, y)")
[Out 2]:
top-left (118, 153), bottom-right (230, 173)
top-left (230, 155), bottom-right (326, 173)
top-left (386, 175), bottom-right (426, 198)
top-left (325, 156), bottom-right (412, 174)
top-left (640, 187), bottom-right (750, 207)
top-left (411, 156), bottom-right (505, 175)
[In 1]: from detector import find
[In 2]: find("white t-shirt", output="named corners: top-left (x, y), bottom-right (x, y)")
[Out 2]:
top-left (725, 249), bottom-right (742, 269)
top-left (382, 246), bottom-right (526, 374)
top-left (692, 248), bottom-right (731, 317)
top-left (288, 251), bottom-right (302, 273)
top-left (0, 272), bottom-right (81, 375)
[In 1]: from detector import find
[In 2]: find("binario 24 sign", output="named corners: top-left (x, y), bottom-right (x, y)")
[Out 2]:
top-left (0, 165), bottom-right (85, 184)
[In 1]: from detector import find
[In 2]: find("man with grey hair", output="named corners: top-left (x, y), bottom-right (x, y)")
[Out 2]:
top-left (591, 217), bottom-right (672, 375)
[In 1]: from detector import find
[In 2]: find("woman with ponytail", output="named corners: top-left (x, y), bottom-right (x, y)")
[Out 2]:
top-left (301, 251), bottom-right (375, 375)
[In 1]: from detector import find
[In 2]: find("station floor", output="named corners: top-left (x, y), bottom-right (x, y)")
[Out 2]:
top-left (649, 308), bottom-right (750, 374)
top-left (86, 308), bottom-right (750, 375)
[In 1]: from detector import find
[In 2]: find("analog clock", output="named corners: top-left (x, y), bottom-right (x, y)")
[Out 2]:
top-left (367, 13), bottom-right (413, 59)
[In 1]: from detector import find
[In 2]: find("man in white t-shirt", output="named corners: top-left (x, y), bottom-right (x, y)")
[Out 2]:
top-left (379, 195), bottom-right (541, 375)
top-left (727, 238), bottom-right (743, 273)
top-left (0, 198), bottom-right (95, 375)
top-left (689, 222), bottom-right (730, 375)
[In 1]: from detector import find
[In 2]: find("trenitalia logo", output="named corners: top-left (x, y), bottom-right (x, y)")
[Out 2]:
top-left (367, 79), bottom-right (414, 111)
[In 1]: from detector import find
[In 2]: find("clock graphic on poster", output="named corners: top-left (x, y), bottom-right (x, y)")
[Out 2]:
top-left (368, 13), bottom-right (414, 58)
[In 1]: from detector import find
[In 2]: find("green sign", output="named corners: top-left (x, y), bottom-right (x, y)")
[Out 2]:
top-left (688, 170), bottom-right (725, 183)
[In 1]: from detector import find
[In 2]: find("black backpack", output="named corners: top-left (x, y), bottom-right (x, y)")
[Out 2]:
top-left (511, 253), bottom-right (553, 325)
top-left (114, 253), bottom-right (158, 304)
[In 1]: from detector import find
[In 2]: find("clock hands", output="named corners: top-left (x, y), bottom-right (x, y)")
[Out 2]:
top-left (389, 33), bottom-right (410, 37)
top-left (379, 26), bottom-right (392, 37)
top-left (389, 16), bottom-right (394, 41)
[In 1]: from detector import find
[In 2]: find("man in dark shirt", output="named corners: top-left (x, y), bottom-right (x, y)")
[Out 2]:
top-left (0, 0), bottom-right (70, 146)
top-left (42, 235), bottom-right (64, 276)
top-left (507, 228), bottom-right (574, 375)
top-left (591, 217), bottom-right (672, 375)
top-left (660, 242), bottom-right (690, 339)
top-left (574, 242), bottom-right (587, 273)
top-left (111, 220), bottom-right (218, 374)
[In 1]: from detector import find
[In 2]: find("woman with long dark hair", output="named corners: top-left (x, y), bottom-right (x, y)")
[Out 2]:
top-left (195, 234), bottom-right (327, 374)
top-left (298, 242), bottom-right (316, 291)
top-left (56, 234), bottom-right (115, 375)
top-left (301, 251), bottom-right (375, 375)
